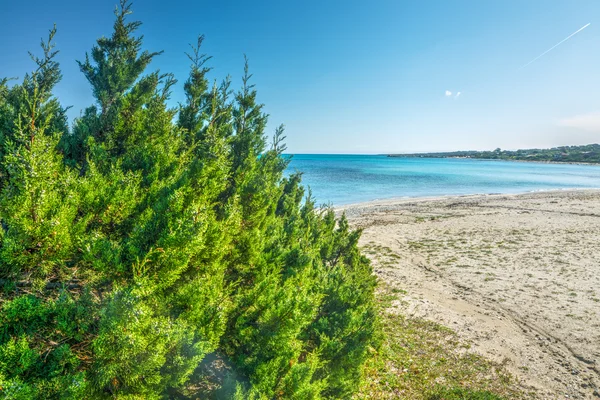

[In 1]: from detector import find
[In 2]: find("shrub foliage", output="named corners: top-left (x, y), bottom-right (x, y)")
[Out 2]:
top-left (0, 2), bottom-right (376, 398)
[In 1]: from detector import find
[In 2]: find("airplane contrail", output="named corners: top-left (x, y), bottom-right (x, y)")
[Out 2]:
top-left (519, 23), bottom-right (591, 69)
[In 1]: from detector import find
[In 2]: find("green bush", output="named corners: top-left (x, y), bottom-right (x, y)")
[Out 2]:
top-left (0, 2), bottom-right (376, 398)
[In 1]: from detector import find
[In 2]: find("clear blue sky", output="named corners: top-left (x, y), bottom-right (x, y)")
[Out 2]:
top-left (2, 0), bottom-right (599, 154)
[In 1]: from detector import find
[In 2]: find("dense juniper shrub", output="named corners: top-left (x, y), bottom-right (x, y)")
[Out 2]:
top-left (0, 2), bottom-right (377, 398)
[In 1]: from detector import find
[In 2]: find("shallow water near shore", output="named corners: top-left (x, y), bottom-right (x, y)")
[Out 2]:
top-left (285, 154), bottom-right (600, 205)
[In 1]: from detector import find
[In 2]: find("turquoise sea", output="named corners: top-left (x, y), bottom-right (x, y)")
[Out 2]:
top-left (285, 154), bottom-right (600, 206)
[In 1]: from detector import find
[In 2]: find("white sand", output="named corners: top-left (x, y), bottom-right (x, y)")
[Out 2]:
top-left (342, 189), bottom-right (600, 399)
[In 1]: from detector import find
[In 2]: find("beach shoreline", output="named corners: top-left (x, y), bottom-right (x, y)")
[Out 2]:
top-left (344, 189), bottom-right (600, 399)
top-left (336, 187), bottom-right (600, 214)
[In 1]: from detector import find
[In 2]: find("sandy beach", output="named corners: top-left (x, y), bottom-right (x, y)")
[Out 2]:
top-left (341, 189), bottom-right (600, 399)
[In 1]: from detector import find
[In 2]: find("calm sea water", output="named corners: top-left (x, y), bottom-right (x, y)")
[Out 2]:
top-left (285, 154), bottom-right (600, 206)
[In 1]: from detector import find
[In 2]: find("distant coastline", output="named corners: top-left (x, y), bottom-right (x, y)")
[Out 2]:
top-left (387, 143), bottom-right (600, 165)
top-left (387, 156), bottom-right (600, 167)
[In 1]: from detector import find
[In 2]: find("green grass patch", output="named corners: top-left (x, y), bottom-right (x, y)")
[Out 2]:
top-left (427, 386), bottom-right (504, 400)
top-left (358, 284), bottom-right (529, 399)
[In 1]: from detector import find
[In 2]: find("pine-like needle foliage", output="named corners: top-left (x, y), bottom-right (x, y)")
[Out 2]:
top-left (0, 3), bottom-right (377, 399)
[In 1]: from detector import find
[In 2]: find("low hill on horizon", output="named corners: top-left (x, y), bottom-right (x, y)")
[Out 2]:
top-left (388, 143), bottom-right (600, 164)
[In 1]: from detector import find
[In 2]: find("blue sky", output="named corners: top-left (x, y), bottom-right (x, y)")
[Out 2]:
top-left (2, 0), bottom-right (599, 154)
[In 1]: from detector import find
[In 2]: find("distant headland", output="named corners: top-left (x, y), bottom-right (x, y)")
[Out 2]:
top-left (388, 143), bottom-right (600, 164)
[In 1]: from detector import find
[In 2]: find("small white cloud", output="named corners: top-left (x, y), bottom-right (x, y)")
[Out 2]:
top-left (445, 90), bottom-right (452, 97)
top-left (558, 111), bottom-right (600, 132)
top-left (455, 92), bottom-right (461, 99)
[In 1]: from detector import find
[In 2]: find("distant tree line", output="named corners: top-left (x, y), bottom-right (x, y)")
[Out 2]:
top-left (0, 2), bottom-right (377, 398)
top-left (389, 144), bottom-right (600, 164)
